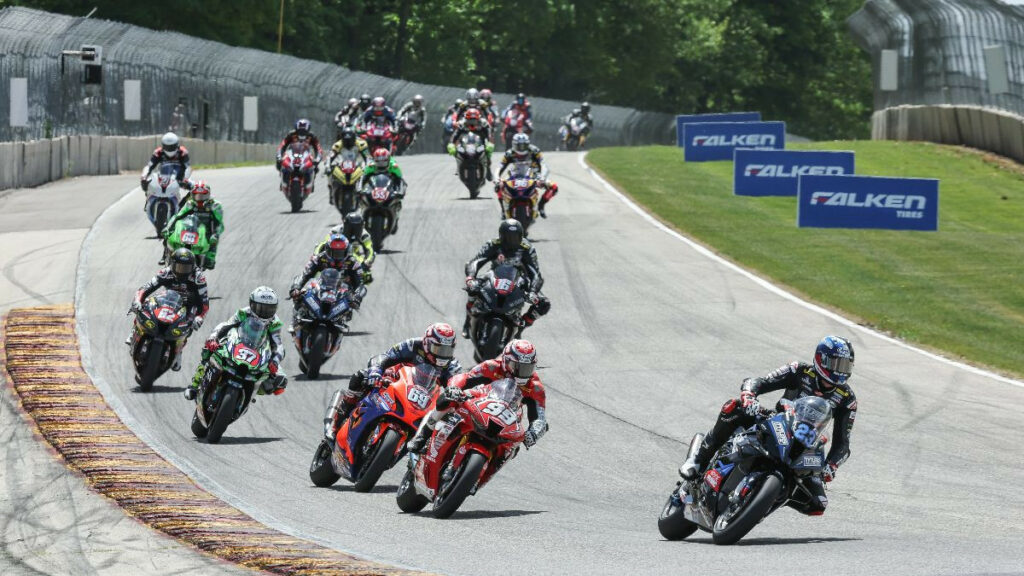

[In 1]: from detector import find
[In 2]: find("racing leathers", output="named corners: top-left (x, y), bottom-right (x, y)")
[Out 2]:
top-left (131, 268), bottom-right (209, 368)
top-left (502, 101), bottom-right (533, 123)
top-left (321, 225), bottom-right (375, 283)
top-left (397, 101), bottom-right (426, 131)
top-left (362, 107), bottom-right (397, 131)
top-left (497, 145), bottom-right (558, 217)
top-left (464, 238), bottom-right (549, 337)
top-left (448, 119), bottom-right (494, 180)
top-left (141, 145), bottom-right (191, 189)
top-left (162, 193), bottom-right (225, 269)
top-left (561, 110), bottom-right (593, 144)
top-left (327, 137), bottom-right (371, 166)
top-left (188, 308), bottom-right (287, 396)
top-left (688, 362), bottom-right (858, 515)
top-left (408, 360), bottom-right (548, 453)
top-left (289, 251), bottom-right (367, 330)
top-left (360, 158), bottom-right (407, 231)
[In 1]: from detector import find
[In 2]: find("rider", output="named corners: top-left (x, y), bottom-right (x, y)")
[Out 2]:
top-left (448, 108), bottom-right (494, 181)
top-left (141, 132), bottom-right (190, 191)
top-left (357, 93), bottom-right (373, 116)
top-left (479, 88), bottom-right (499, 124)
top-left (396, 94), bottom-right (427, 131)
top-left (502, 93), bottom-right (533, 123)
top-left (334, 97), bottom-right (361, 135)
top-left (288, 233), bottom-right (367, 332)
top-left (321, 212), bottom-right (375, 284)
top-left (326, 127), bottom-right (371, 205)
top-left (161, 180), bottom-right (224, 269)
top-left (185, 286), bottom-right (288, 400)
top-left (276, 118), bottom-right (324, 172)
top-left (561, 102), bottom-right (593, 146)
top-left (128, 248), bottom-right (209, 372)
top-left (444, 98), bottom-right (464, 127)
top-left (455, 88), bottom-right (482, 121)
top-left (407, 339), bottom-right (548, 453)
top-left (462, 219), bottom-right (548, 338)
top-left (497, 133), bottom-right (558, 218)
top-left (361, 96), bottom-right (397, 131)
top-left (324, 323), bottom-right (462, 435)
top-left (679, 336), bottom-right (858, 516)
top-left (360, 147), bottom-right (407, 232)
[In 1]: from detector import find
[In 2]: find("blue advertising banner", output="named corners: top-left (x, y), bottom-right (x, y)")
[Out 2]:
top-left (683, 121), bottom-right (785, 162)
top-left (797, 175), bottom-right (939, 231)
top-left (734, 149), bottom-right (855, 196)
top-left (676, 112), bottom-right (761, 147)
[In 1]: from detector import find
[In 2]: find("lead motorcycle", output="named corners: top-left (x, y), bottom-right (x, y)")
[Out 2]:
top-left (465, 263), bottom-right (529, 363)
top-left (657, 396), bottom-right (834, 545)
top-left (280, 142), bottom-right (316, 213)
top-left (190, 315), bottom-right (285, 444)
top-left (310, 362), bottom-right (443, 492)
top-left (454, 132), bottom-right (487, 199)
top-left (395, 377), bottom-right (526, 518)
top-left (291, 269), bottom-right (355, 379)
top-left (127, 289), bottom-right (192, 391)
top-left (142, 164), bottom-right (188, 236)
top-left (360, 172), bottom-right (404, 251)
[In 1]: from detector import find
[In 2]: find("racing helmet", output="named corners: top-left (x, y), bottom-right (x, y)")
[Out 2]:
top-left (372, 96), bottom-right (386, 116)
top-left (512, 133), bottom-right (531, 156)
top-left (161, 132), bottom-right (180, 158)
top-left (249, 286), bottom-right (279, 320)
top-left (465, 88), bottom-right (480, 105)
top-left (412, 94), bottom-right (424, 109)
top-left (422, 322), bottom-right (456, 368)
top-left (295, 119), bottom-right (311, 140)
top-left (581, 101), bottom-right (591, 114)
top-left (502, 340), bottom-right (537, 383)
top-left (515, 93), bottom-right (526, 106)
top-left (170, 248), bottom-right (195, 279)
top-left (373, 147), bottom-right (391, 169)
top-left (464, 108), bottom-right (481, 129)
top-left (189, 180), bottom-right (211, 209)
top-left (343, 212), bottom-right (364, 240)
top-left (341, 126), bottom-right (356, 148)
top-left (498, 218), bottom-right (524, 251)
top-left (813, 336), bottom-right (854, 386)
top-left (326, 233), bottom-right (350, 260)
top-left (359, 93), bottom-right (371, 108)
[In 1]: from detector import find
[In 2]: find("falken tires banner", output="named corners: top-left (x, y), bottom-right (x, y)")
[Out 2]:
top-left (734, 149), bottom-right (855, 196)
top-left (797, 174), bottom-right (939, 231)
top-left (683, 121), bottom-right (785, 162)
top-left (675, 112), bottom-right (760, 147)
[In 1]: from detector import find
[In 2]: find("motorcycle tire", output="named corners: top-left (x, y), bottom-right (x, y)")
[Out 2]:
top-left (190, 411), bottom-right (208, 439)
top-left (138, 339), bottom-right (163, 392)
top-left (354, 428), bottom-right (401, 493)
top-left (309, 438), bottom-right (342, 487)
top-left (463, 166), bottom-right (480, 199)
top-left (432, 451), bottom-right (486, 519)
top-left (567, 138), bottom-right (579, 152)
top-left (305, 326), bottom-right (327, 380)
top-left (478, 318), bottom-right (506, 362)
top-left (396, 468), bottom-right (429, 513)
top-left (512, 204), bottom-right (533, 234)
top-left (658, 488), bottom-right (699, 540)
top-left (205, 386), bottom-right (240, 444)
top-left (368, 214), bottom-right (386, 251)
top-left (289, 180), bottom-right (303, 213)
top-left (711, 474), bottom-right (783, 545)
top-left (154, 203), bottom-right (170, 236)
top-left (341, 189), bottom-right (357, 216)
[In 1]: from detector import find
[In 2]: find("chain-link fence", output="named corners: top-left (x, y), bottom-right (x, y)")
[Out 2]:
top-left (0, 7), bottom-right (674, 151)
top-left (849, 0), bottom-right (1024, 116)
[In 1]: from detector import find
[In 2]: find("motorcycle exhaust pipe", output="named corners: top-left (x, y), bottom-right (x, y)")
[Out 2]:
top-left (323, 389), bottom-right (343, 440)
top-left (685, 433), bottom-right (705, 463)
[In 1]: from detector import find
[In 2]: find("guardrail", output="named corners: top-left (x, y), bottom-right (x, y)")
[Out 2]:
top-left (871, 105), bottom-right (1024, 163)
top-left (0, 135), bottom-right (275, 190)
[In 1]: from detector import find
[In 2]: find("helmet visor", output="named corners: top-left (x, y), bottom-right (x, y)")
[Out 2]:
top-left (171, 261), bottom-right (193, 276)
top-left (162, 143), bottom-right (179, 156)
top-left (427, 342), bottom-right (455, 365)
top-left (251, 301), bottom-right (277, 319)
top-left (509, 360), bottom-right (536, 380)
top-left (821, 355), bottom-right (853, 378)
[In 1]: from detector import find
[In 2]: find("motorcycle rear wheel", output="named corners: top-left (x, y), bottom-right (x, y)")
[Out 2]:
top-left (658, 487), bottom-right (699, 540)
top-left (289, 180), bottom-right (303, 213)
top-left (138, 339), bottom-right (163, 392)
top-left (512, 204), bottom-right (533, 234)
top-left (354, 429), bottom-right (400, 493)
top-left (309, 438), bottom-right (341, 487)
top-left (205, 386), bottom-right (239, 444)
top-left (396, 468), bottom-right (429, 513)
top-left (711, 474), bottom-right (782, 545)
top-left (432, 451), bottom-right (486, 519)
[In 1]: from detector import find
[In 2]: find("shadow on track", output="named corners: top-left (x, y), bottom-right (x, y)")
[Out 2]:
top-left (134, 385), bottom-right (186, 394)
top-left (212, 436), bottom-right (285, 446)
top-left (378, 249), bottom-right (404, 255)
top-left (686, 536), bottom-right (862, 546)
top-left (293, 373), bottom-right (351, 382)
top-left (278, 210), bottom-right (317, 215)
top-left (444, 509), bottom-right (547, 520)
top-left (327, 484), bottom-right (399, 494)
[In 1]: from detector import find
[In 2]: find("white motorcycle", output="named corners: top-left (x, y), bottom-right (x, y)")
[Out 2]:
top-left (142, 164), bottom-right (191, 236)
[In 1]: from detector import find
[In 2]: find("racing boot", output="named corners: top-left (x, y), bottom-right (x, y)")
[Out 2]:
top-left (462, 314), bottom-right (472, 339)
top-left (538, 201), bottom-right (547, 219)
top-left (679, 433), bottom-right (713, 481)
top-left (184, 364), bottom-right (204, 400)
top-left (406, 419), bottom-right (433, 454)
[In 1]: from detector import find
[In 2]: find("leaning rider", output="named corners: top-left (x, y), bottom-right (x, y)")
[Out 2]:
top-left (289, 233), bottom-right (366, 333)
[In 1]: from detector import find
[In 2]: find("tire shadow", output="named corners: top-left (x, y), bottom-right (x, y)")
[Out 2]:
top-left (134, 385), bottom-right (186, 394)
top-left (328, 483), bottom-right (399, 494)
top-left (687, 536), bottom-right (862, 546)
top-left (211, 436), bottom-right (285, 446)
top-left (444, 509), bottom-right (546, 520)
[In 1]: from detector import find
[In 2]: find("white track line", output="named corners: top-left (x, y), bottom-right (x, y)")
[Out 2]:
top-left (578, 152), bottom-right (1024, 389)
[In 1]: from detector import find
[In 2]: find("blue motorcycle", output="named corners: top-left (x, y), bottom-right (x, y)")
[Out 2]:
top-left (658, 396), bottom-right (833, 544)
top-left (291, 269), bottom-right (360, 379)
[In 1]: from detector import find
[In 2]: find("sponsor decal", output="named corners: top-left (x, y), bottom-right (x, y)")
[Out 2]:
top-left (676, 112), bottom-right (761, 147)
top-left (744, 164), bottom-right (846, 177)
top-left (771, 420), bottom-right (789, 446)
top-left (704, 469), bottom-right (724, 492)
top-left (694, 134), bottom-right (777, 147)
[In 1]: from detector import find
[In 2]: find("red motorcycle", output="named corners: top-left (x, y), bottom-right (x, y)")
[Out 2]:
top-left (280, 142), bottom-right (315, 213)
top-left (395, 378), bottom-right (526, 518)
top-left (362, 120), bottom-right (395, 154)
top-left (502, 109), bottom-right (533, 151)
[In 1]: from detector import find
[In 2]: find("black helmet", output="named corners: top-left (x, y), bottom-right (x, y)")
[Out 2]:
top-left (170, 248), bottom-right (196, 279)
top-left (581, 101), bottom-right (591, 113)
top-left (498, 218), bottom-right (524, 252)
top-left (319, 267), bottom-right (341, 291)
top-left (343, 212), bottom-right (364, 240)
top-left (359, 93), bottom-right (371, 107)
top-left (341, 127), bottom-right (356, 147)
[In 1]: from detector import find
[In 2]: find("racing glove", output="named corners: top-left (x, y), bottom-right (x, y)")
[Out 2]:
top-left (140, 178), bottom-right (149, 192)
top-left (191, 316), bottom-right (204, 331)
top-left (740, 391), bottom-right (760, 417)
top-left (204, 339), bottom-right (219, 353)
top-left (446, 143), bottom-right (456, 156)
top-left (442, 387), bottom-right (465, 403)
top-left (129, 300), bottom-right (142, 313)
top-left (822, 462), bottom-right (838, 483)
top-left (524, 429), bottom-right (538, 448)
top-left (366, 368), bottom-right (383, 389)
top-left (269, 362), bottom-right (279, 376)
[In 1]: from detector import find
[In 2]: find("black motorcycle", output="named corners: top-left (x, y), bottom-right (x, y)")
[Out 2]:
top-left (127, 290), bottom-right (191, 391)
top-left (292, 269), bottom-right (355, 379)
top-left (455, 132), bottom-right (487, 199)
top-left (360, 172), bottom-right (404, 251)
top-left (465, 263), bottom-right (529, 362)
top-left (658, 396), bottom-right (834, 545)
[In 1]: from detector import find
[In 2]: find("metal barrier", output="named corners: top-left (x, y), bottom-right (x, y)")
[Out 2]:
top-left (0, 7), bottom-right (674, 150)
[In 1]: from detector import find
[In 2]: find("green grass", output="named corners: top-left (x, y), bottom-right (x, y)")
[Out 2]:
top-left (587, 141), bottom-right (1024, 379)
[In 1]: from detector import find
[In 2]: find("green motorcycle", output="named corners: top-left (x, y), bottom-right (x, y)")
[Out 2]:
top-left (190, 315), bottom-right (284, 444)
top-left (164, 213), bottom-right (213, 269)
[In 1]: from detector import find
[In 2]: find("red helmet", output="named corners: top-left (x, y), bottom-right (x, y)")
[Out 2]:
top-left (190, 180), bottom-right (211, 209)
top-left (422, 323), bottom-right (456, 368)
top-left (372, 96), bottom-right (386, 116)
top-left (464, 108), bottom-right (481, 128)
top-left (326, 233), bottom-right (350, 260)
top-left (502, 340), bottom-right (537, 382)
top-left (480, 88), bottom-right (493, 102)
top-left (373, 147), bottom-right (391, 168)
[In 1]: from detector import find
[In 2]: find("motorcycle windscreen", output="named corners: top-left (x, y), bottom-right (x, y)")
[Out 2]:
top-left (153, 290), bottom-right (185, 320)
top-left (487, 377), bottom-right (523, 408)
top-left (158, 163), bottom-right (178, 186)
top-left (790, 396), bottom-right (832, 447)
top-left (411, 363), bottom-right (441, 391)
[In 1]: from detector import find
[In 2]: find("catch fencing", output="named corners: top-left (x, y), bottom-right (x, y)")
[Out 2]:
top-left (0, 6), bottom-right (674, 153)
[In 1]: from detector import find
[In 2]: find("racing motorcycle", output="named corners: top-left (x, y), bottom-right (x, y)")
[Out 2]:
top-left (497, 164), bottom-right (541, 233)
top-left (328, 149), bottom-right (365, 216)
top-left (142, 164), bottom-right (187, 236)
top-left (501, 109), bottom-right (533, 151)
top-left (362, 120), bottom-right (395, 154)
top-left (657, 396), bottom-right (834, 545)
top-left (393, 114), bottom-right (420, 156)
top-left (395, 378), bottom-right (525, 518)
top-left (310, 362), bottom-right (443, 492)
top-left (189, 315), bottom-right (284, 444)
top-left (562, 117), bottom-right (589, 151)
top-left (127, 289), bottom-right (191, 392)
top-left (442, 110), bottom-right (458, 152)
top-left (291, 270), bottom-right (354, 379)
top-left (360, 172), bottom-right (404, 251)
top-left (454, 132), bottom-right (487, 199)
top-left (465, 263), bottom-right (529, 363)
top-left (163, 213), bottom-right (213, 269)
top-left (280, 142), bottom-right (316, 213)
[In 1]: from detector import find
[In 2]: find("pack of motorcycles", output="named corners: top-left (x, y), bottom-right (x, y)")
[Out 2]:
top-left (126, 112), bottom-right (831, 539)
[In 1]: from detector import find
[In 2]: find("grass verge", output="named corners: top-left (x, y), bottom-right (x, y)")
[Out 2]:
top-left (587, 141), bottom-right (1024, 379)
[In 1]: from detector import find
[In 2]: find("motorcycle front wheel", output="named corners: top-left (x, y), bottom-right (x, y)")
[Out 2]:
top-left (138, 339), bottom-right (163, 392)
top-left (305, 326), bottom-right (328, 380)
top-left (432, 451), bottom-right (486, 519)
top-left (289, 179), bottom-right (303, 213)
top-left (711, 474), bottom-right (782, 545)
top-left (368, 213), bottom-right (386, 251)
top-left (396, 468), bottom-right (429, 513)
top-left (205, 386), bottom-right (240, 444)
top-left (309, 438), bottom-right (341, 487)
top-left (354, 428), bottom-right (401, 493)
top-left (658, 486), bottom-right (699, 540)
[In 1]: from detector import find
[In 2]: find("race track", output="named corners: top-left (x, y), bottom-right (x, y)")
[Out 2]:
top-left (74, 153), bottom-right (1024, 575)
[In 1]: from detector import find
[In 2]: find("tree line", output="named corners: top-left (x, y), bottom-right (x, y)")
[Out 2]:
top-left (16, 0), bottom-right (873, 140)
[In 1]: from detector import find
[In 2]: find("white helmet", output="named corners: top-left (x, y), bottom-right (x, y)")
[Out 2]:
top-left (249, 286), bottom-right (279, 320)
top-left (161, 132), bottom-right (180, 158)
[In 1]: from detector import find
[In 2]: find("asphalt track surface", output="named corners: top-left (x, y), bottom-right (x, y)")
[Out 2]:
top-left (75, 153), bottom-right (1024, 575)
